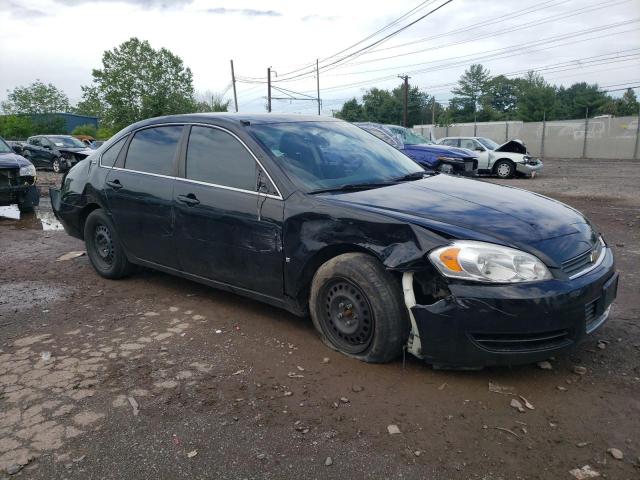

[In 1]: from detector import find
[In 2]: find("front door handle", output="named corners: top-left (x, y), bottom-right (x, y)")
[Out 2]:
top-left (106, 179), bottom-right (123, 190)
top-left (177, 193), bottom-right (200, 206)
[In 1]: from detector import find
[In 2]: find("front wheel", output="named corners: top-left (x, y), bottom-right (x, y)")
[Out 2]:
top-left (494, 159), bottom-right (515, 179)
top-left (309, 253), bottom-right (409, 363)
top-left (84, 209), bottom-right (133, 279)
top-left (52, 157), bottom-right (63, 173)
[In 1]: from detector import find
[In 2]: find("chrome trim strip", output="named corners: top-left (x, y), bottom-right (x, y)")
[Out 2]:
top-left (174, 176), bottom-right (282, 200)
top-left (568, 240), bottom-right (608, 280)
top-left (97, 122), bottom-right (283, 200)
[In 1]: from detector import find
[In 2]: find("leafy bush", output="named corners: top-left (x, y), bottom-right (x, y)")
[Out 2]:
top-left (72, 124), bottom-right (98, 137)
top-left (0, 115), bottom-right (34, 139)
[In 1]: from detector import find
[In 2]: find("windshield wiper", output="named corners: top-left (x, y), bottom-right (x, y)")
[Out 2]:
top-left (309, 181), bottom-right (396, 194)
top-left (391, 171), bottom-right (428, 182)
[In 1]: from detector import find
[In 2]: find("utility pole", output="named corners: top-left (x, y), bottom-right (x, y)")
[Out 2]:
top-left (267, 67), bottom-right (272, 113)
top-left (316, 59), bottom-right (321, 116)
top-left (230, 60), bottom-right (238, 112)
top-left (398, 75), bottom-right (409, 127)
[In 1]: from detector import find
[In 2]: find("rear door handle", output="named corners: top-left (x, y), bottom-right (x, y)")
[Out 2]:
top-left (177, 193), bottom-right (200, 206)
top-left (106, 179), bottom-right (123, 190)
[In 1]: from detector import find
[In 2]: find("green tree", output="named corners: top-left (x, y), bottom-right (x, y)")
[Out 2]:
top-left (1, 80), bottom-right (70, 114)
top-left (600, 88), bottom-right (639, 117)
top-left (451, 64), bottom-right (491, 121)
top-left (481, 75), bottom-right (518, 119)
top-left (0, 115), bottom-right (34, 139)
top-left (362, 87), bottom-right (401, 124)
top-left (81, 37), bottom-right (196, 131)
top-left (391, 85), bottom-right (430, 126)
top-left (74, 85), bottom-right (105, 118)
top-left (193, 91), bottom-right (230, 112)
top-left (514, 72), bottom-right (557, 121)
top-left (335, 98), bottom-right (365, 122)
top-left (556, 82), bottom-right (608, 119)
top-left (71, 124), bottom-right (98, 137)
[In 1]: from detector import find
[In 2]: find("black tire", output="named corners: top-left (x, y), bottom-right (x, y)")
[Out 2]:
top-left (52, 157), bottom-right (62, 173)
top-left (494, 159), bottom-right (515, 179)
top-left (309, 253), bottom-right (409, 363)
top-left (84, 209), bottom-right (133, 279)
top-left (18, 203), bottom-right (34, 213)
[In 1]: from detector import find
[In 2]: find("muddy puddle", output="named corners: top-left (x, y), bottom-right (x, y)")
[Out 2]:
top-left (0, 199), bottom-right (64, 231)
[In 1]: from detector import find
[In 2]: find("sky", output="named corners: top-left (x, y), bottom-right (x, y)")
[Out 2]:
top-left (1, 0), bottom-right (639, 115)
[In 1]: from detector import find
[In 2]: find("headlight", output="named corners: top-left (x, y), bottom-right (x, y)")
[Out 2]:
top-left (19, 164), bottom-right (36, 177)
top-left (437, 156), bottom-right (464, 164)
top-left (428, 240), bottom-right (552, 283)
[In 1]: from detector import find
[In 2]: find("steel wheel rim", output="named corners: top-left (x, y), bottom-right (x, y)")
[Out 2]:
top-left (322, 278), bottom-right (374, 354)
top-left (93, 224), bottom-right (114, 267)
top-left (497, 163), bottom-right (511, 177)
top-left (53, 160), bottom-right (60, 173)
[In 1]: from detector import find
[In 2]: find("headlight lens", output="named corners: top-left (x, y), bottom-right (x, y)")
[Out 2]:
top-left (437, 156), bottom-right (464, 164)
top-left (428, 241), bottom-right (552, 283)
top-left (19, 164), bottom-right (36, 177)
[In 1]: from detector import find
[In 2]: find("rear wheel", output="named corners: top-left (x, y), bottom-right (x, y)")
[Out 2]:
top-left (52, 158), bottom-right (62, 173)
top-left (309, 253), bottom-right (409, 363)
top-left (494, 159), bottom-right (515, 179)
top-left (84, 209), bottom-right (133, 279)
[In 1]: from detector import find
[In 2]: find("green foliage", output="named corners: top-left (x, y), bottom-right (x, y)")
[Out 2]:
top-left (72, 123), bottom-right (98, 137)
top-left (193, 91), bottom-right (230, 112)
top-left (334, 84), bottom-right (437, 126)
top-left (32, 116), bottom-right (67, 135)
top-left (1, 80), bottom-right (70, 115)
top-left (601, 88), bottom-right (640, 116)
top-left (335, 98), bottom-right (365, 121)
top-left (0, 115), bottom-right (34, 139)
top-left (80, 37), bottom-right (196, 131)
top-left (96, 127), bottom-right (115, 140)
top-left (450, 64), bottom-right (492, 121)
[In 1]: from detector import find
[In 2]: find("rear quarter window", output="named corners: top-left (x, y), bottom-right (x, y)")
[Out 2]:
top-left (100, 136), bottom-right (128, 167)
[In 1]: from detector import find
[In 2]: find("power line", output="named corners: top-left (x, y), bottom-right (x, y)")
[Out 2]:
top-left (273, 0), bottom-right (454, 83)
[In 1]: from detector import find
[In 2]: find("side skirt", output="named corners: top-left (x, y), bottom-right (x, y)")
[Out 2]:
top-left (130, 256), bottom-right (305, 317)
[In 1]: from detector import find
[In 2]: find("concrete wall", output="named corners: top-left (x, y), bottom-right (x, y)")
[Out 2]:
top-left (413, 116), bottom-right (640, 159)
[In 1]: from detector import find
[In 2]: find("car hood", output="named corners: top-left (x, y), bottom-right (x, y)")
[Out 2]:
top-left (494, 139), bottom-right (527, 154)
top-left (321, 175), bottom-right (595, 264)
top-left (404, 143), bottom-right (476, 158)
top-left (0, 152), bottom-right (31, 169)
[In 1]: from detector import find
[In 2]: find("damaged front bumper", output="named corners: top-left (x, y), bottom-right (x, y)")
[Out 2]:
top-left (0, 183), bottom-right (40, 208)
top-left (403, 248), bottom-right (617, 368)
top-left (516, 159), bottom-right (543, 177)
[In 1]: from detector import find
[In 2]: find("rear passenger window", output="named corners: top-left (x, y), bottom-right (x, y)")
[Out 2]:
top-left (101, 136), bottom-right (127, 167)
top-left (186, 126), bottom-right (257, 191)
top-left (460, 139), bottom-right (476, 150)
top-left (125, 126), bottom-right (182, 176)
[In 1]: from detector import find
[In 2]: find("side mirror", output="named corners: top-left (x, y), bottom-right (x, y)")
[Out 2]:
top-left (475, 146), bottom-right (484, 152)
top-left (43, 144), bottom-right (51, 149)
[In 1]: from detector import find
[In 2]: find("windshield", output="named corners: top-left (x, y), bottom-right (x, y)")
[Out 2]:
top-left (477, 137), bottom-right (500, 150)
top-left (387, 125), bottom-right (433, 145)
top-left (0, 139), bottom-right (12, 154)
top-left (249, 121), bottom-right (424, 193)
top-left (47, 136), bottom-right (86, 148)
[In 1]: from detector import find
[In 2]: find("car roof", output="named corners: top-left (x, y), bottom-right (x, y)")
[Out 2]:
top-left (125, 113), bottom-right (341, 131)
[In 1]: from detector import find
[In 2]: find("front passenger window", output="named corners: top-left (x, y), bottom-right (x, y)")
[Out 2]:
top-left (186, 126), bottom-right (259, 192)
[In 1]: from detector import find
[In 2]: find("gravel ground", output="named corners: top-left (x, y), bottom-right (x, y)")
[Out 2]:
top-left (0, 158), bottom-right (639, 479)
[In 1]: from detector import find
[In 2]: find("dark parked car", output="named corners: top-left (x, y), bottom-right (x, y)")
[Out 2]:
top-left (22, 135), bottom-right (93, 173)
top-left (0, 137), bottom-right (39, 212)
top-left (51, 114), bottom-right (617, 368)
top-left (356, 123), bottom-right (478, 176)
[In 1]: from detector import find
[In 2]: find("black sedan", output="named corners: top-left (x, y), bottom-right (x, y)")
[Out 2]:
top-left (50, 114), bottom-right (618, 368)
top-left (22, 135), bottom-right (94, 173)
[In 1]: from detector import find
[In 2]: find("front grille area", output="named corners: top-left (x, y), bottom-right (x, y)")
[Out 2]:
top-left (562, 240), bottom-right (603, 277)
top-left (470, 329), bottom-right (571, 353)
top-left (0, 168), bottom-right (19, 187)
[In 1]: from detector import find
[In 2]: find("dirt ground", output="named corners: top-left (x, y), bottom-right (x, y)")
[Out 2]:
top-left (1, 159), bottom-right (639, 479)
